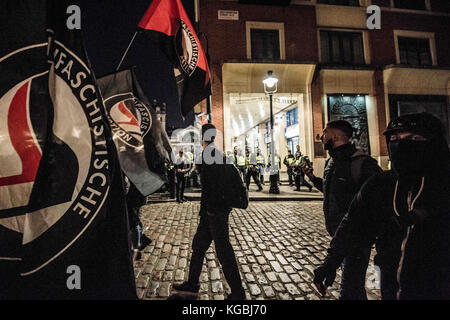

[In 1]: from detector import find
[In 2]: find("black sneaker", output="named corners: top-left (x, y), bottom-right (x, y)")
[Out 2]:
top-left (172, 282), bottom-right (200, 299)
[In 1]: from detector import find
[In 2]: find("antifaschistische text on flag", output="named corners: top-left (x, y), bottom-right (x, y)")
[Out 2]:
top-left (138, 0), bottom-right (211, 117)
top-left (0, 0), bottom-right (136, 299)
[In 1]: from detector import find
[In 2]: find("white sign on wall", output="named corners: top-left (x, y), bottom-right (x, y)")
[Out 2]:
top-left (218, 10), bottom-right (239, 20)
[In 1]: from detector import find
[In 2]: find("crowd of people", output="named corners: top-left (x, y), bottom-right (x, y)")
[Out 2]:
top-left (126, 112), bottom-right (449, 300)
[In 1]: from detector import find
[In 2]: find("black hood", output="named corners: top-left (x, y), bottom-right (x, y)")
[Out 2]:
top-left (384, 113), bottom-right (450, 175)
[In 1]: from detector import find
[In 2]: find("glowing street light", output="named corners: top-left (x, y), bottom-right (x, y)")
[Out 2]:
top-left (262, 70), bottom-right (280, 194)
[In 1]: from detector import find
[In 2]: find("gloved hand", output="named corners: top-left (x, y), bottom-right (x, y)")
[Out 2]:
top-left (388, 208), bottom-right (428, 232)
top-left (313, 264), bottom-right (336, 296)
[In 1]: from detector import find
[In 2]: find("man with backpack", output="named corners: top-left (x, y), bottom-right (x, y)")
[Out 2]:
top-left (302, 120), bottom-right (382, 299)
top-left (172, 124), bottom-right (248, 300)
top-left (313, 113), bottom-right (450, 300)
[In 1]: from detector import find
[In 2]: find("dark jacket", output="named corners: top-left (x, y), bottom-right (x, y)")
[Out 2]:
top-left (323, 163), bottom-right (450, 299)
top-left (311, 143), bottom-right (382, 236)
top-left (198, 143), bottom-right (232, 216)
top-left (174, 155), bottom-right (191, 177)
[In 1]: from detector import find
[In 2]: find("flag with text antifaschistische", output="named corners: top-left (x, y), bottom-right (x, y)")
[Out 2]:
top-left (0, 0), bottom-right (136, 299)
top-left (97, 68), bottom-right (171, 196)
top-left (138, 0), bottom-right (211, 117)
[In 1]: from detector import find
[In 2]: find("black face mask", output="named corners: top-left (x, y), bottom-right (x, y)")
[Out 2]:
top-left (323, 139), bottom-right (334, 151)
top-left (389, 139), bottom-right (430, 177)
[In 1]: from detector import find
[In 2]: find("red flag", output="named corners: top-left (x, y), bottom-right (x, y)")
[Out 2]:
top-left (138, 0), bottom-right (211, 116)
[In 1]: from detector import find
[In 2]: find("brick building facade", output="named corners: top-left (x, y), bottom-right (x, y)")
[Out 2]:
top-left (196, 0), bottom-right (449, 174)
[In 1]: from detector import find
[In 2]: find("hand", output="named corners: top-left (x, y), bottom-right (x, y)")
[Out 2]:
top-left (313, 265), bottom-right (336, 297)
top-left (301, 164), bottom-right (314, 179)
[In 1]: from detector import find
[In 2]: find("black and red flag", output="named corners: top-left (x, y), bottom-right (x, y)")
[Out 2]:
top-left (97, 68), bottom-right (172, 196)
top-left (137, 0), bottom-right (211, 117)
top-left (0, 0), bottom-right (136, 299)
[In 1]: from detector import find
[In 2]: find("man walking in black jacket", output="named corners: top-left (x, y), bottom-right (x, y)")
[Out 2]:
top-left (313, 113), bottom-right (450, 300)
top-left (172, 124), bottom-right (246, 300)
top-left (303, 120), bottom-right (382, 299)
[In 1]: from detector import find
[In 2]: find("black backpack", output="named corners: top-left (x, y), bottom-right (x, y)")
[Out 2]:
top-left (222, 164), bottom-right (249, 209)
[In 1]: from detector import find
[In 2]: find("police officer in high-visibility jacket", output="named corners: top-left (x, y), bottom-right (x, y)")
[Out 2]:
top-left (256, 149), bottom-right (265, 185)
top-left (283, 150), bottom-right (296, 186)
top-left (246, 151), bottom-right (263, 191)
top-left (293, 151), bottom-right (313, 192)
top-left (235, 149), bottom-right (246, 181)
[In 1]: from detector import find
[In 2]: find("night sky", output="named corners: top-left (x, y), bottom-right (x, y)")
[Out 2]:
top-left (79, 0), bottom-right (196, 129)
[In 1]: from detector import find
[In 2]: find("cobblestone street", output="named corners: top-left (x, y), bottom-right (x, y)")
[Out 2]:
top-left (134, 201), bottom-right (381, 300)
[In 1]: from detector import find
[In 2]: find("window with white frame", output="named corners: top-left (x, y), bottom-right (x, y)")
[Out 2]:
top-left (394, 30), bottom-right (437, 66)
top-left (246, 21), bottom-right (285, 60)
top-left (398, 37), bottom-right (432, 66)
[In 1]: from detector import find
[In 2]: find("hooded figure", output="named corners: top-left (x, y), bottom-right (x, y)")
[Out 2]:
top-left (313, 113), bottom-right (450, 300)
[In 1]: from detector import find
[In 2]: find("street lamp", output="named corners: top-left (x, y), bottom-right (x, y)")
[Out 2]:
top-left (263, 71), bottom-right (280, 194)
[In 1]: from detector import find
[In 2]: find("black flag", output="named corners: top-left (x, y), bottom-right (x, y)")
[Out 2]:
top-left (138, 0), bottom-right (212, 116)
top-left (97, 68), bottom-right (171, 196)
top-left (0, 0), bottom-right (136, 299)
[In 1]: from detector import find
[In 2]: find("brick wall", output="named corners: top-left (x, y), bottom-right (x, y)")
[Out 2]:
top-left (199, 0), bottom-right (318, 149)
top-left (369, 11), bottom-right (450, 67)
top-left (199, 0), bottom-right (318, 64)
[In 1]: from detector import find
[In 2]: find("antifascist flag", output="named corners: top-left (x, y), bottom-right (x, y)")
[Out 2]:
top-left (138, 0), bottom-right (211, 116)
top-left (0, 0), bottom-right (136, 299)
top-left (97, 68), bottom-right (170, 196)
top-left (0, 0), bottom-right (49, 298)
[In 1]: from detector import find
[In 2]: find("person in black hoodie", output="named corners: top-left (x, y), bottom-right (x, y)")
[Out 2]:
top-left (313, 112), bottom-right (450, 300)
top-left (303, 120), bottom-right (382, 299)
top-left (172, 124), bottom-right (246, 300)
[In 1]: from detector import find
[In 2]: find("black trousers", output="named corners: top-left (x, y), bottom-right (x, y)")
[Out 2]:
top-left (176, 174), bottom-right (186, 200)
top-left (246, 169), bottom-right (262, 189)
top-left (295, 172), bottom-right (312, 190)
top-left (188, 211), bottom-right (243, 293)
top-left (167, 169), bottom-right (175, 198)
top-left (126, 183), bottom-right (146, 249)
top-left (287, 167), bottom-right (294, 185)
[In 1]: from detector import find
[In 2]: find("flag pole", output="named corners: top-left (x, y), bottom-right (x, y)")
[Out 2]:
top-left (116, 31), bottom-right (138, 71)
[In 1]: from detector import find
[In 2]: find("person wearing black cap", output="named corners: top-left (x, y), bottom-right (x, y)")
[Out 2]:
top-left (172, 123), bottom-right (246, 300)
top-left (302, 120), bottom-right (382, 300)
top-left (313, 113), bottom-right (450, 300)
